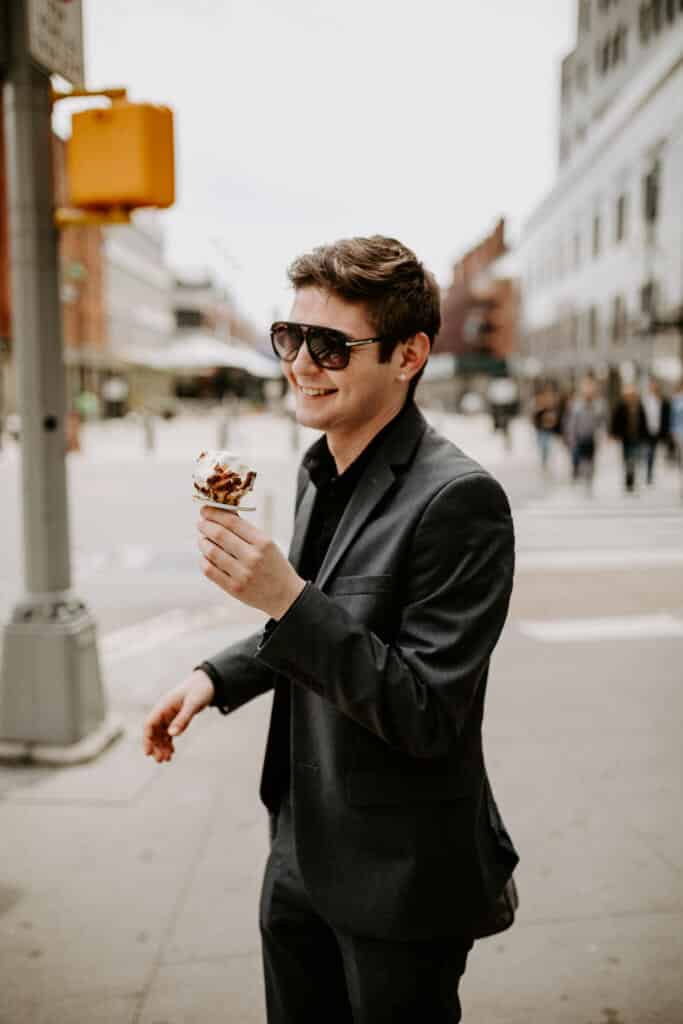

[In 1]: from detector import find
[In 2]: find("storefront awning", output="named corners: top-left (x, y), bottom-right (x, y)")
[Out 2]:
top-left (117, 332), bottom-right (282, 379)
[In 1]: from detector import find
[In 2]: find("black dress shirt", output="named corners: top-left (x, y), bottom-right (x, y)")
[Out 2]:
top-left (199, 401), bottom-right (414, 787)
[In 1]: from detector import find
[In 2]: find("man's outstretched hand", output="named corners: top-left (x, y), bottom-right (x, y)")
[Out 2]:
top-left (142, 669), bottom-right (215, 763)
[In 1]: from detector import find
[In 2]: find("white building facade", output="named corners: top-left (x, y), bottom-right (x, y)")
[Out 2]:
top-left (518, 2), bottom-right (683, 395)
top-left (103, 212), bottom-right (175, 364)
top-left (101, 212), bottom-right (176, 411)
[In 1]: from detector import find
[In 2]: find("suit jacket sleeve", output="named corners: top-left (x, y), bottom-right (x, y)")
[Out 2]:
top-left (200, 629), bottom-right (276, 715)
top-left (254, 471), bottom-right (515, 758)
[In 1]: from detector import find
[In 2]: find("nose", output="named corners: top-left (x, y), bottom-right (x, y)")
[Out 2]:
top-left (291, 337), bottom-right (318, 375)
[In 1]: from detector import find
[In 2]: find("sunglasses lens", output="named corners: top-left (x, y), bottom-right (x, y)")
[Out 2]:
top-left (270, 323), bottom-right (302, 361)
top-left (308, 328), bottom-right (349, 370)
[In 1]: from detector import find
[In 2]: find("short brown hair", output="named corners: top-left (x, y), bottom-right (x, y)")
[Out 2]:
top-left (287, 236), bottom-right (440, 396)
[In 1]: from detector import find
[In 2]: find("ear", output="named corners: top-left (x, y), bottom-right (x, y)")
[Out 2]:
top-left (393, 333), bottom-right (431, 382)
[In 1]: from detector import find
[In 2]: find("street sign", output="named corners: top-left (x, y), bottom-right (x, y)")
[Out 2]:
top-left (27, 0), bottom-right (84, 87)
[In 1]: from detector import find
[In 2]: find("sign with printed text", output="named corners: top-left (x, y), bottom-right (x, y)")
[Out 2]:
top-left (28, 0), bottom-right (84, 86)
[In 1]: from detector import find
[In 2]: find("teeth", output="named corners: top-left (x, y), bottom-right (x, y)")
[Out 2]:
top-left (301, 387), bottom-right (334, 396)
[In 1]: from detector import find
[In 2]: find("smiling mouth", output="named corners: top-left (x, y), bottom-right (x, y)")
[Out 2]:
top-left (298, 385), bottom-right (337, 398)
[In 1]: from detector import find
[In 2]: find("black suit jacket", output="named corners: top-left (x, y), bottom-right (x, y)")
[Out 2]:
top-left (205, 404), bottom-right (518, 940)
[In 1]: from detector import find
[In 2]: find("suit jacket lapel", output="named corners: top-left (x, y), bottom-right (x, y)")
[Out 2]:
top-left (288, 480), bottom-right (316, 571)
top-left (316, 460), bottom-right (395, 590)
top-left (316, 403), bottom-right (427, 591)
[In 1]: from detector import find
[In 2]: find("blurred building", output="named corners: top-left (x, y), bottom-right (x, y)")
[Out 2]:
top-left (101, 214), bottom-right (176, 412)
top-left (431, 218), bottom-right (519, 407)
top-left (0, 104), bottom-right (10, 424)
top-left (0, 126), bottom-right (177, 416)
top-left (170, 270), bottom-right (273, 402)
top-left (518, 1), bottom-right (683, 399)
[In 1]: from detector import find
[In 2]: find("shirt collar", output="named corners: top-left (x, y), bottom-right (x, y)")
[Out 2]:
top-left (303, 400), bottom-right (415, 491)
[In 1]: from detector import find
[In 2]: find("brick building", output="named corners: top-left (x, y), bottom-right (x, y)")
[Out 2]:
top-left (436, 218), bottom-right (518, 375)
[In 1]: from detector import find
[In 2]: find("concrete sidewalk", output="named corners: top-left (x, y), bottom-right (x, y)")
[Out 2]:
top-left (2, 596), bottom-right (681, 1023)
top-left (0, 409), bottom-right (681, 1022)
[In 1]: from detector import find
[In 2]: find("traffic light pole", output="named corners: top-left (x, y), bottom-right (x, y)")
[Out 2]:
top-left (0, 0), bottom-right (120, 761)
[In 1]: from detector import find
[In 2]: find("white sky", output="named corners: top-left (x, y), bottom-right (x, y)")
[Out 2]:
top-left (77, 0), bottom-right (575, 326)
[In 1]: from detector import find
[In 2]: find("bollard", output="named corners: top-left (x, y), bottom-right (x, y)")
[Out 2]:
top-left (290, 414), bottom-right (299, 453)
top-left (142, 411), bottom-right (155, 453)
top-left (216, 411), bottom-right (229, 449)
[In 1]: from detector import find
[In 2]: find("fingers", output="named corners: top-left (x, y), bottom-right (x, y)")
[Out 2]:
top-left (142, 688), bottom-right (207, 764)
top-left (142, 693), bottom-right (183, 763)
top-left (167, 695), bottom-right (200, 737)
top-left (197, 516), bottom-right (253, 565)
top-left (200, 506), bottom-right (262, 546)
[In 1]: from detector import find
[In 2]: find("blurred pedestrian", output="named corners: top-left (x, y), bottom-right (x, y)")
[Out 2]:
top-left (143, 235), bottom-right (518, 1024)
top-left (101, 375), bottom-right (129, 418)
top-left (610, 382), bottom-right (648, 493)
top-left (530, 381), bottom-right (560, 473)
top-left (74, 387), bottom-right (100, 422)
top-left (563, 374), bottom-right (607, 490)
top-left (671, 379), bottom-right (683, 493)
top-left (641, 378), bottom-right (671, 485)
top-left (488, 377), bottom-right (518, 452)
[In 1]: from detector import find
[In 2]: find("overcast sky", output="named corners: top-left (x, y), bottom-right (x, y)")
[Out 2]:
top-left (77, 0), bottom-right (575, 327)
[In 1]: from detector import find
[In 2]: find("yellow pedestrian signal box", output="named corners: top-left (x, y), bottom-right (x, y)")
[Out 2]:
top-left (67, 102), bottom-right (174, 210)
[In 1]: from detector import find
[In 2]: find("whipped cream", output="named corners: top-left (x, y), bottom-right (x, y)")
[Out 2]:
top-left (193, 450), bottom-right (251, 489)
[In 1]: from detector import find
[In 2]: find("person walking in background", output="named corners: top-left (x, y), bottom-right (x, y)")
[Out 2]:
top-left (670, 378), bottom-right (683, 494)
top-left (143, 236), bottom-right (518, 1024)
top-left (610, 382), bottom-right (648, 493)
top-left (641, 377), bottom-right (671, 485)
top-left (530, 381), bottom-right (560, 474)
top-left (563, 374), bottom-right (607, 491)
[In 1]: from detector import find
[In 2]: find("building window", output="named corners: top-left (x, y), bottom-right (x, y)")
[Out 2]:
top-left (640, 279), bottom-right (657, 317)
top-left (580, 0), bottom-right (591, 33)
top-left (597, 39), bottom-right (611, 72)
top-left (652, 0), bottom-right (663, 30)
top-left (616, 193), bottom-right (628, 242)
top-left (175, 308), bottom-right (203, 329)
top-left (666, 0), bottom-right (676, 20)
top-left (611, 295), bottom-right (627, 341)
top-left (570, 313), bottom-right (580, 349)
top-left (588, 306), bottom-right (600, 347)
top-left (592, 214), bottom-right (601, 258)
top-left (617, 25), bottom-right (628, 61)
top-left (643, 161), bottom-right (660, 223)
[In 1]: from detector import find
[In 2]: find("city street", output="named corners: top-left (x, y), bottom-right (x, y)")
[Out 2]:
top-left (0, 406), bottom-right (682, 1023)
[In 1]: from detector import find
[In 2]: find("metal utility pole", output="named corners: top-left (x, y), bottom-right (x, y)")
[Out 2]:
top-left (0, 0), bottom-right (119, 761)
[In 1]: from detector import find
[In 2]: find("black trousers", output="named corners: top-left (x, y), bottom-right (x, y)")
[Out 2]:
top-left (259, 798), bottom-right (473, 1024)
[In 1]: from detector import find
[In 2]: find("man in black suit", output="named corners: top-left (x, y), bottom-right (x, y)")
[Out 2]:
top-left (143, 236), bottom-right (518, 1023)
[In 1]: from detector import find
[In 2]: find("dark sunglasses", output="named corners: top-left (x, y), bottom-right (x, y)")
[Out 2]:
top-left (270, 321), bottom-right (390, 371)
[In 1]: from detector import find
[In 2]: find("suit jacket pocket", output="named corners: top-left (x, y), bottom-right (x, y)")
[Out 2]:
top-left (326, 574), bottom-right (393, 596)
top-left (346, 771), bottom-right (469, 806)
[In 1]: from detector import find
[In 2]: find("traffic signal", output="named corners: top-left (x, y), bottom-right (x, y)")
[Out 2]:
top-left (67, 102), bottom-right (174, 211)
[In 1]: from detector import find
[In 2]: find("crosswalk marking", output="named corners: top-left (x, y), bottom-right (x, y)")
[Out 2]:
top-left (519, 613), bottom-right (683, 642)
top-left (517, 549), bottom-right (683, 570)
top-left (514, 477), bottom-right (683, 572)
top-left (101, 605), bottom-right (239, 664)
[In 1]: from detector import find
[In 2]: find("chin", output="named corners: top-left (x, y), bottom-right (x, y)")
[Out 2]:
top-left (295, 405), bottom-right (330, 430)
